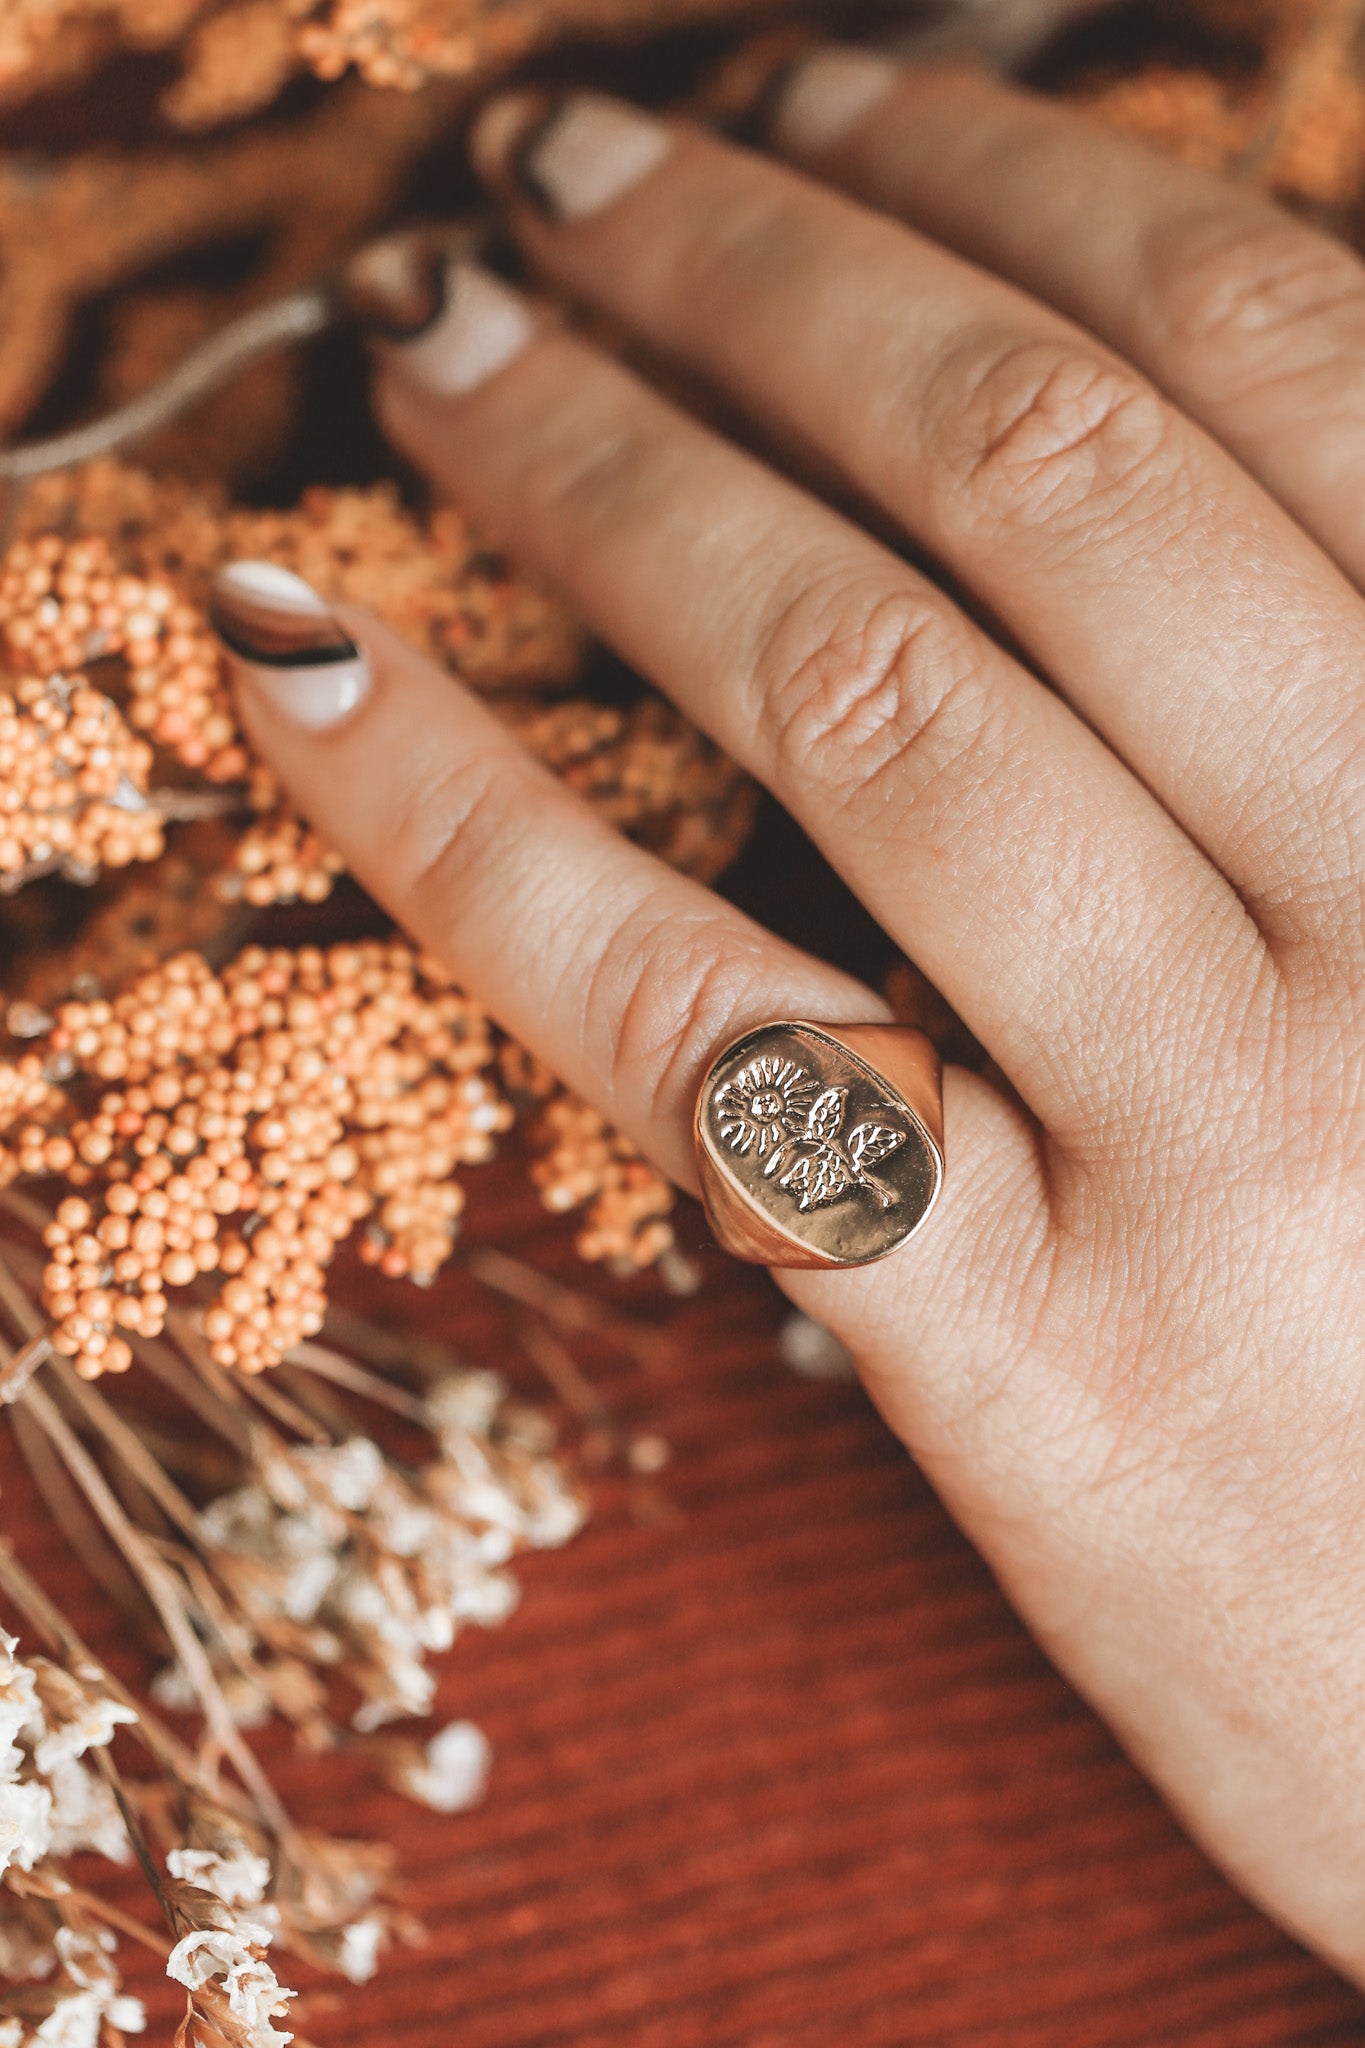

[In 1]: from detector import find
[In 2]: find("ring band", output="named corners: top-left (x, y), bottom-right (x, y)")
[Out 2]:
top-left (693, 1019), bottom-right (944, 1269)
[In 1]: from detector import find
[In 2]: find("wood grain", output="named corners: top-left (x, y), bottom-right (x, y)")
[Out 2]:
top-left (3, 1181), bottom-right (1362, 2047)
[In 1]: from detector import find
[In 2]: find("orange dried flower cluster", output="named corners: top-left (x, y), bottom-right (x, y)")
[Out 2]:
top-left (7, 941), bottom-right (504, 1378)
top-left (2, 937), bottom-right (678, 1381)
top-left (503, 694), bottom-right (758, 884)
top-left (225, 808), bottom-right (347, 908)
top-left (0, 534), bottom-right (247, 781)
top-left (0, 0), bottom-right (752, 127)
top-left (531, 1092), bottom-right (676, 1268)
top-left (0, 674), bottom-right (162, 886)
top-left (0, 465), bottom-right (750, 919)
top-left (1077, 0), bottom-right (1365, 215)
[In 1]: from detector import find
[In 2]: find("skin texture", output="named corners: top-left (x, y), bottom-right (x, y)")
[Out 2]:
top-left (229, 58), bottom-right (1365, 1984)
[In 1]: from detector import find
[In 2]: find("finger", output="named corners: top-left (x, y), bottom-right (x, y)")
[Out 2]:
top-left (465, 89), bottom-right (1365, 958)
top-left (368, 259), bottom-right (1257, 1149)
top-left (208, 559), bottom-right (882, 1193)
top-left (770, 52), bottom-right (1365, 590)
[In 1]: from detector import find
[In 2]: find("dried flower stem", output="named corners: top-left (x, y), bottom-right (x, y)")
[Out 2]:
top-left (12, 1871), bottom-right (169, 1958)
top-left (461, 1245), bottom-right (672, 1367)
top-left (0, 1537), bottom-right (246, 1821)
top-left (11, 1372), bottom-right (296, 1842)
top-left (283, 1342), bottom-right (430, 1426)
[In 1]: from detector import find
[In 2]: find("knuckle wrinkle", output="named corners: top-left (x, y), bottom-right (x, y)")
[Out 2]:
top-left (927, 333), bottom-right (1174, 529)
top-left (1147, 209), bottom-right (1365, 369)
top-left (754, 574), bottom-right (984, 803)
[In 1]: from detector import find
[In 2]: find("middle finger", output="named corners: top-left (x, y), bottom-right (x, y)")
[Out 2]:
top-left (374, 259), bottom-right (1259, 1148)
top-left (468, 91), bottom-right (1365, 958)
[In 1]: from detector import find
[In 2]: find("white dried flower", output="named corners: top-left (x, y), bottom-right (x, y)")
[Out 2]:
top-left (426, 1372), bottom-right (507, 1446)
top-left (0, 1635), bottom-right (44, 1775)
top-left (52, 1931), bottom-right (113, 1992)
top-left (49, 1931), bottom-right (145, 2038)
top-left (777, 1310), bottom-right (856, 1382)
top-left (336, 1918), bottom-right (383, 1985)
top-left (167, 1846), bottom-right (271, 1908)
top-left (0, 2019), bottom-right (23, 2047)
top-left (365, 1474), bottom-right (437, 1559)
top-left (0, 1775), bottom-right (53, 1873)
top-left (294, 1439), bottom-right (384, 1513)
top-left (395, 1720), bottom-right (490, 1815)
top-left (518, 1471), bottom-right (585, 1549)
top-left (32, 1995), bottom-right (101, 2048)
top-left (0, 1914), bottom-right (56, 1982)
top-left (167, 1930), bottom-right (294, 2047)
top-left (151, 1661), bottom-right (272, 1729)
top-left (44, 1756), bottom-right (129, 1863)
top-left (32, 1689), bottom-right (136, 1777)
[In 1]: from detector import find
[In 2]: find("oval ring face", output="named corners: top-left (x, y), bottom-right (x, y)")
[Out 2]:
top-left (694, 1022), bottom-right (943, 1268)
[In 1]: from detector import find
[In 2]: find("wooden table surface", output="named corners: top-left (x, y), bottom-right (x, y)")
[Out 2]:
top-left (5, 1174), bottom-right (1364, 2048)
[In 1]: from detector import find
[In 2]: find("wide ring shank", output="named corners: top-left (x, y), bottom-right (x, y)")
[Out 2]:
top-left (693, 1020), bottom-right (944, 1270)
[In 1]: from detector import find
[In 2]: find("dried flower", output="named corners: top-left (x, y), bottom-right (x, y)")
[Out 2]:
top-left (387, 1719), bottom-right (490, 1813)
top-left (166, 1848), bottom-right (272, 1910)
top-left (167, 1929), bottom-right (295, 2047)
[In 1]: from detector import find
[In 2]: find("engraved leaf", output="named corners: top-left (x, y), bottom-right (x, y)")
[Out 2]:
top-left (804, 1087), bottom-right (847, 1143)
top-left (848, 1121), bottom-right (906, 1169)
top-left (773, 1141), bottom-right (852, 1211)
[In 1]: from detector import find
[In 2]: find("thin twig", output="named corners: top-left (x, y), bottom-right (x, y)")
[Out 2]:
top-left (0, 288), bottom-right (337, 481)
top-left (130, 1329), bottom-right (256, 1456)
top-left (462, 1245), bottom-right (672, 1366)
top-left (148, 788), bottom-right (247, 823)
top-left (15, 1377), bottom-right (296, 1845)
top-left (285, 1341), bottom-right (429, 1424)
top-left (91, 1743), bottom-right (175, 1932)
top-left (0, 1329), bottom-right (51, 1402)
top-left (168, 1310), bottom-right (329, 1446)
top-left (47, 1357), bottom-right (207, 1551)
top-left (513, 1316), bottom-right (611, 1424)
top-left (0, 1187), bottom-right (55, 1237)
top-left (7, 1871), bottom-right (168, 1957)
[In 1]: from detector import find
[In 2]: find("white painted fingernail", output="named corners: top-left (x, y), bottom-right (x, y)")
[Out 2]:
top-left (771, 49), bottom-right (900, 157)
top-left (383, 259), bottom-right (535, 398)
top-left (494, 92), bottom-right (672, 222)
top-left (210, 561), bottom-right (370, 731)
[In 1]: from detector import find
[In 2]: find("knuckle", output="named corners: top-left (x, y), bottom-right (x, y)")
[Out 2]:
top-left (752, 568), bottom-right (995, 809)
top-left (584, 904), bottom-right (770, 1130)
top-left (520, 402), bottom-right (680, 541)
top-left (1144, 205), bottom-right (1365, 388)
top-left (387, 745), bottom-right (526, 923)
top-left (660, 177), bottom-right (810, 322)
top-left (923, 331), bottom-right (1178, 531)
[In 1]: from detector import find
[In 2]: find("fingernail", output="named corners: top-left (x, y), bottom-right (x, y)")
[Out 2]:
top-left (210, 562), bottom-right (370, 731)
top-left (770, 49), bottom-right (899, 157)
top-left (473, 90), bottom-right (671, 222)
top-left (341, 223), bottom-right (486, 340)
top-left (380, 258), bottom-right (535, 398)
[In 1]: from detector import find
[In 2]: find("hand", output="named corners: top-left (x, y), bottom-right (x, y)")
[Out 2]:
top-left (213, 53), bottom-right (1365, 1979)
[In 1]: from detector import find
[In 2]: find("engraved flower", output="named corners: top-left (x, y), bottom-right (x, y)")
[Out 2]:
top-left (713, 1056), bottom-right (818, 1159)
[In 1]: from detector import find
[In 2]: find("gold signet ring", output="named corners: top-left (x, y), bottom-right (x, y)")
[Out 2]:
top-left (693, 1021), bottom-right (944, 1270)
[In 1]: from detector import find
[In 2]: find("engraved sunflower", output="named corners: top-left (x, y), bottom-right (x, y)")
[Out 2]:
top-left (713, 1055), bottom-right (818, 1158)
